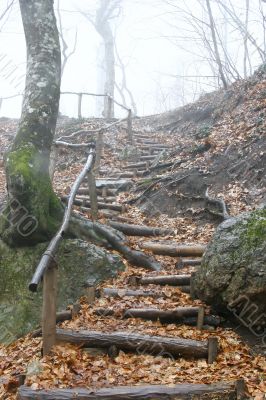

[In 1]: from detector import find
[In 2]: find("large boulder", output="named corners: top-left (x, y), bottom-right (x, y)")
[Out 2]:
top-left (192, 207), bottom-right (266, 331)
top-left (0, 239), bottom-right (125, 343)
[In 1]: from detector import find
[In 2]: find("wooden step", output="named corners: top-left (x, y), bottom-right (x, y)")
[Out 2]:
top-left (94, 308), bottom-right (222, 327)
top-left (121, 162), bottom-right (149, 170)
top-left (141, 242), bottom-right (206, 257)
top-left (55, 329), bottom-right (216, 361)
top-left (78, 187), bottom-right (117, 196)
top-left (137, 274), bottom-right (191, 286)
top-left (18, 380), bottom-right (246, 399)
top-left (99, 288), bottom-right (167, 299)
top-left (61, 196), bottom-right (125, 212)
top-left (108, 221), bottom-right (174, 237)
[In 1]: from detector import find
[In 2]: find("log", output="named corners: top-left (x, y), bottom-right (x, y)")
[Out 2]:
top-left (68, 218), bottom-right (161, 271)
top-left (139, 275), bottom-right (191, 286)
top-left (78, 187), bottom-right (117, 196)
top-left (109, 221), bottom-right (173, 237)
top-left (139, 155), bottom-right (156, 161)
top-left (56, 329), bottom-right (210, 359)
top-left (122, 162), bottom-right (148, 169)
top-left (18, 381), bottom-right (246, 400)
top-left (76, 195), bottom-right (117, 204)
top-left (123, 307), bottom-right (199, 322)
top-left (93, 309), bottom-right (222, 327)
top-left (31, 310), bottom-right (72, 338)
top-left (93, 223), bottom-right (161, 271)
top-left (61, 196), bottom-right (124, 212)
top-left (141, 242), bottom-right (206, 257)
top-left (176, 258), bottom-right (202, 268)
top-left (100, 288), bottom-right (166, 299)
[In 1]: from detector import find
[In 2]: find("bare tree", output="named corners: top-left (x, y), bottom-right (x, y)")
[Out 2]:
top-left (57, 0), bottom-right (78, 77)
top-left (205, 0), bottom-right (228, 89)
top-left (115, 44), bottom-right (137, 115)
top-left (81, 0), bottom-right (122, 118)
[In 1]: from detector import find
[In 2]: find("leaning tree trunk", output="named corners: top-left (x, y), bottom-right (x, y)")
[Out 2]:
top-left (0, 0), bottom-right (62, 246)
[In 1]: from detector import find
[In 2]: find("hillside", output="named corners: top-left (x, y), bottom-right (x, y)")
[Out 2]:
top-left (0, 67), bottom-right (265, 399)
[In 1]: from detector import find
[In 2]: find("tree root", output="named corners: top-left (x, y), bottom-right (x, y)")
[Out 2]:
top-left (204, 188), bottom-right (230, 220)
top-left (68, 214), bottom-right (161, 271)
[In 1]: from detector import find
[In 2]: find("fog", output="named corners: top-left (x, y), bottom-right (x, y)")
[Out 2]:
top-left (0, 0), bottom-right (265, 118)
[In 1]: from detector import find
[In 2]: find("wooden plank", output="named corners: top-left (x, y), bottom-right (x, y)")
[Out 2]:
top-left (18, 380), bottom-right (244, 399)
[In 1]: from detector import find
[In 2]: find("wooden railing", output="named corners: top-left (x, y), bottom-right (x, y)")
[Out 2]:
top-left (0, 91), bottom-right (133, 143)
top-left (29, 144), bottom-right (96, 355)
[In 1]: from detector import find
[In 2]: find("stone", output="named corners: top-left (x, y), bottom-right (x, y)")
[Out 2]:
top-left (0, 239), bottom-right (125, 343)
top-left (191, 207), bottom-right (266, 331)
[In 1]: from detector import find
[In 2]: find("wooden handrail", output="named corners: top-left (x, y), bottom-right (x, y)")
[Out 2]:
top-left (29, 145), bottom-right (96, 293)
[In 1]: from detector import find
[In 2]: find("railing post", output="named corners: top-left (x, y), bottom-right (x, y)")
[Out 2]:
top-left (127, 109), bottom-right (133, 144)
top-left (78, 93), bottom-right (83, 119)
top-left (42, 260), bottom-right (57, 356)
top-left (94, 131), bottom-right (104, 175)
top-left (87, 170), bottom-right (98, 220)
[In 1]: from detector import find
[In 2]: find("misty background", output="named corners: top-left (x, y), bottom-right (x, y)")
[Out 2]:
top-left (0, 0), bottom-right (266, 119)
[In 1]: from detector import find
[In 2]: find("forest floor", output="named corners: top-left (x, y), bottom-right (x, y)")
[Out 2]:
top-left (0, 66), bottom-right (266, 399)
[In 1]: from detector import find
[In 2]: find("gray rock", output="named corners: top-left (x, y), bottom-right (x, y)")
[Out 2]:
top-left (0, 239), bottom-right (124, 343)
top-left (191, 208), bottom-right (266, 331)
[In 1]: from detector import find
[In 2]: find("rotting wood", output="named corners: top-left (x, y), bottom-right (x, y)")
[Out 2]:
top-left (141, 242), bottom-right (206, 257)
top-left (55, 329), bottom-right (210, 359)
top-left (138, 274), bottom-right (191, 286)
top-left (18, 380), bottom-right (246, 400)
top-left (109, 221), bottom-right (173, 237)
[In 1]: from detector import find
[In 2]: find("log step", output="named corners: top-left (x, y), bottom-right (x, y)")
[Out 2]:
top-left (55, 329), bottom-right (216, 360)
top-left (122, 162), bottom-right (149, 169)
top-left (78, 187), bottom-right (117, 196)
top-left (94, 308), bottom-right (222, 327)
top-left (61, 196), bottom-right (125, 212)
top-left (100, 288), bottom-right (167, 298)
top-left (17, 380), bottom-right (246, 399)
top-left (141, 242), bottom-right (206, 257)
top-left (137, 274), bottom-right (191, 286)
top-left (109, 221), bottom-right (174, 237)
top-left (139, 155), bottom-right (157, 161)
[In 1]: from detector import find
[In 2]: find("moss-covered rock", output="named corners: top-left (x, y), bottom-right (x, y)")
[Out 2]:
top-left (191, 207), bottom-right (266, 330)
top-left (0, 239), bottom-right (125, 344)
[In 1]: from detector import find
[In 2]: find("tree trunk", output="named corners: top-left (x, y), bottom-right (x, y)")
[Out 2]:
top-left (0, 0), bottom-right (62, 246)
top-left (96, 0), bottom-right (115, 118)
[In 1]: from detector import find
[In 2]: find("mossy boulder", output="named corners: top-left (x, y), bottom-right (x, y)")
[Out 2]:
top-left (0, 239), bottom-right (125, 343)
top-left (191, 207), bottom-right (266, 328)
